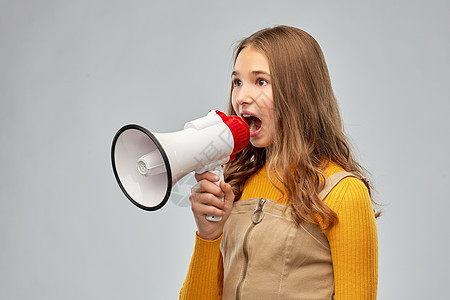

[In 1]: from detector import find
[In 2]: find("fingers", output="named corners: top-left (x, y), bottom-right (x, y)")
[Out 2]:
top-left (191, 179), bottom-right (224, 198)
top-left (191, 200), bottom-right (225, 219)
top-left (195, 171), bottom-right (220, 183)
top-left (190, 178), bottom-right (228, 221)
top-left (190, 179), bottom-right (236, 241)
top-left (190, 188), bottom-right (225, 210)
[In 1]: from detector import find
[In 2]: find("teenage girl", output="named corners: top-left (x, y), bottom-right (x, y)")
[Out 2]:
top-left (180, 25), bottom-right (379, 300)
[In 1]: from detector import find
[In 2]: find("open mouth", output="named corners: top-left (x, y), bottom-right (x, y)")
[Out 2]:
top-left (242, 114), bottom-right (262, 136)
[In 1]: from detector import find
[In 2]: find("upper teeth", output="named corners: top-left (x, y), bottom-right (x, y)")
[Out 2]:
top-left (242, 114), bottom-right (251, 118)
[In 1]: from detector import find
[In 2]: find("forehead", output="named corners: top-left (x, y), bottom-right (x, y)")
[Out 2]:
top-left (234, 47), bottom-right (270, 73)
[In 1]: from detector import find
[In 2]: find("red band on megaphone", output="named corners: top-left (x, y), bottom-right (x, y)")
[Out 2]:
top-left (214, 110), bottom-right (250, 156)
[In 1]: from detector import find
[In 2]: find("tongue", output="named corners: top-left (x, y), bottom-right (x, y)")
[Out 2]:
top-left (254, 117), bottom-right (261, 129)
top-left (250, 117), bottom-right (262, 132)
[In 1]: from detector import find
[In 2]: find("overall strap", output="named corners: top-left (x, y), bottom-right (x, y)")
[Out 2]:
top-left (318, 171), bottom-right (355, 201)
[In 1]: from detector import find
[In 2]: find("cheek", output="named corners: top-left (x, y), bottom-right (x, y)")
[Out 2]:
top-left (260, 87), bottom-right (274, 110)
top-left (260, 98), bottom-right (275, 118)
top-left (231, 97), bottom-right (239, 114)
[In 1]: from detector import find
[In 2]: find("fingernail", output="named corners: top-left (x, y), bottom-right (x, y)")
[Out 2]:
top-left (214, 175), bottom-right (220, 181)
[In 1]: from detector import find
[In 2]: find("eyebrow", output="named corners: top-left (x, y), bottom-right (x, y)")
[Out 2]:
top-left (231, 70), bottom-right (271, 77)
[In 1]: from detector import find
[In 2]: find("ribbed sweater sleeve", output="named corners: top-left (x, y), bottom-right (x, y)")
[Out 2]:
top-left (179, 233), bottom-right (223, 300)
top-left (323, 177), bottom-right (379, 299)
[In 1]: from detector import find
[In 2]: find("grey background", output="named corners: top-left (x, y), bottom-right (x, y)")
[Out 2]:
top-left (1, 0), bottom-right (449, 299)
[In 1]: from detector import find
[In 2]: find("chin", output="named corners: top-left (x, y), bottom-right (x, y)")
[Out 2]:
top-left (250, 138), bottom-right (271, 148)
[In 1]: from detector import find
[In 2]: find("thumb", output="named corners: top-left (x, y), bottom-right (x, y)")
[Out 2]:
top-left (220, 181), bottom-right (235, 205)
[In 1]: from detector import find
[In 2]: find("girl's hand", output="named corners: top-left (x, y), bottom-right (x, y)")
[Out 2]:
top-left (189, 171), bottom-right (235, 241)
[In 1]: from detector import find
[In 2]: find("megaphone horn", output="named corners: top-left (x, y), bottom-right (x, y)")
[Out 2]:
top-left (111, 110), bottom-right (250, 212)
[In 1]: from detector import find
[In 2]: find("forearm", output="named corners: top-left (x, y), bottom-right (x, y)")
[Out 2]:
top-left (179, 233), bottom-right (224, 300)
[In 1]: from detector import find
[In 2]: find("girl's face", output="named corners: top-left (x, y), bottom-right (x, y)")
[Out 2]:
top-left (231, 46), bottom-right (274, 148)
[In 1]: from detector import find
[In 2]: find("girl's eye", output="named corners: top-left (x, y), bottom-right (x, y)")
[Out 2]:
top-left (257, 79), bottom-right (268, 86)
top-left (233, 79), bottom-right (242, 87)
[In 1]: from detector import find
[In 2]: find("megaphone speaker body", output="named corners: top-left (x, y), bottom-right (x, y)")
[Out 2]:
top-left (111, 110), bottom-right (249, 211)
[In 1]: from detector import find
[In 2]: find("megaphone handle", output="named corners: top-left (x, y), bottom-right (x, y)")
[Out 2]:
top-left (206, 165), bottom-right (224, 222)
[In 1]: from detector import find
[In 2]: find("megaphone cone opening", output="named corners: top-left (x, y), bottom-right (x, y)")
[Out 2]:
top-left (111, 124), bottom-right (173, 211)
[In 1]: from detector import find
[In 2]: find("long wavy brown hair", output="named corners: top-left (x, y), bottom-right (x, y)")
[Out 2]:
top-left (224, 26), bottom-right (379, 230)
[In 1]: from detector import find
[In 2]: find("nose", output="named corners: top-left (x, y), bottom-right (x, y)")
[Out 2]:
top-left (234, 83), bottom-right (255, 107)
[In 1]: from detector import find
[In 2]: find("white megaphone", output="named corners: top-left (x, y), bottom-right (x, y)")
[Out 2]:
top-left (111, 110), bottom-right (249, 220)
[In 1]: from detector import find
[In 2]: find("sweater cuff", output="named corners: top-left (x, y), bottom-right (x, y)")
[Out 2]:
top-left (194, 231), bottom-right (223, 254)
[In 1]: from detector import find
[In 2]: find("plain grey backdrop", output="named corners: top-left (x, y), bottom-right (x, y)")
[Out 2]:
top-left (1, 0), bottom-right (449, 299)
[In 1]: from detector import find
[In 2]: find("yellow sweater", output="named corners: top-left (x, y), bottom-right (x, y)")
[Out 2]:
top-left (180, 162), bottom-right (378, 299)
